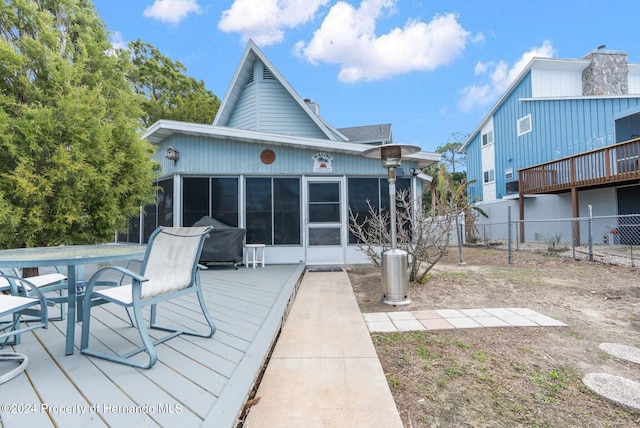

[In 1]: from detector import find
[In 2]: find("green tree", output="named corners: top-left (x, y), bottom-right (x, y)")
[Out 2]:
top-left (0, 0), bottom-right (158, 248)
top-left (436, 132), bottom-right (468, 174)
top-left (127, 39), bottom-right (221, 128)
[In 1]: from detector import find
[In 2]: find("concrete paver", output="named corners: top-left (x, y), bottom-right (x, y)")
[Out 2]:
top-left (599, 343), bottom-right (640, 365)
top-left (363, 307), bottom-right (566, 332)
top-left (583, 373), bottom-right (640, 411)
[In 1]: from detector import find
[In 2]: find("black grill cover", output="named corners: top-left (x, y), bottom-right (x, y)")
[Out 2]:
top-left (192, 216), bottom-right (247, 264)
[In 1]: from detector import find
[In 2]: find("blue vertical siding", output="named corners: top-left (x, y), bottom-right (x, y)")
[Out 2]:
top-left (466, 133), bottom-right (482, 200)
top-left (470, 68), bottom-right (640, 200)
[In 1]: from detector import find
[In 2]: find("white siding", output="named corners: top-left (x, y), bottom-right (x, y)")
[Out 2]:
top-left (629, 64), bottom-right (640, 94)
top-left (481, 118), bottom-right (496, 201)
top-left (531, 68), bottom-right (583, 98)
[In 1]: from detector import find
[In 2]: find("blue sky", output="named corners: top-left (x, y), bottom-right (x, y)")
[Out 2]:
top-left (92, 0), bottom-right (638, 152)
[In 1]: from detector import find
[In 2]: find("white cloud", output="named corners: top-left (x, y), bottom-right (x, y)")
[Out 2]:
top-left (218, 0), bottom-right (330, 46)
top-left (294, 0), bottom-right (471, 83)
top-left (143, 0), bottom-right (201, 26)
top-left (459, 40), bottom-right (555, 111)
top-left (104, 31), bottom-right (128, 57)
top-left (108, 31), bottom-right (128, 50)
top-left (473, 61), bottom-right (488, 75)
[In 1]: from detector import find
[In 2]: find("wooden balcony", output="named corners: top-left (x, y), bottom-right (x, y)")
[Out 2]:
top-left (519, 137), bottom-right (640, 195)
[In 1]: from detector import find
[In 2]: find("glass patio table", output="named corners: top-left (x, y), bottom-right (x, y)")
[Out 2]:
top-left (0, 244), bottom-right (146, 355)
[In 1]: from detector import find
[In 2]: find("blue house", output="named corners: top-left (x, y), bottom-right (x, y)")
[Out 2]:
top-left (462, 48), bottom-right (640, 239)
top-left (129, 41), bottom-right (439, 265)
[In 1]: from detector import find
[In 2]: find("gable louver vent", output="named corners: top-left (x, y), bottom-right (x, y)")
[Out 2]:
top-left (263, 66), bottom-right (275, 80)
top-left (246, 68), bottom-right (254, 85)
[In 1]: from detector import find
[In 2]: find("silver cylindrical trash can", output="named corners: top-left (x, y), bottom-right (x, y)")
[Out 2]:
top-left (381, 249), bottom-right (411, 306)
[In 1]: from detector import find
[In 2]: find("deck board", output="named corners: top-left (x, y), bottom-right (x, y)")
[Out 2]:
top-left (0, 263), bottom-right (305, 428)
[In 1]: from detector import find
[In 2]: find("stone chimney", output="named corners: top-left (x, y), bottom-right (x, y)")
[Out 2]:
top-left (582, 47), bottom-right (629, 96)
top-left (304, 98), bottom-right (320, 116)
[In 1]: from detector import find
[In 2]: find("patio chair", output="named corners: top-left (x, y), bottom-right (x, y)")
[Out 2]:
top-left (80, 226), bottom-right (216, 369)
top-left (0, 268), bottom-right (66, 344)
top-left (0, 274), bottom-right (49, 384)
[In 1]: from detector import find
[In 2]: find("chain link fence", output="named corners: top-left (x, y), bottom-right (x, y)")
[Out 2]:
top-left (462, 207), bottom-right (640, 268)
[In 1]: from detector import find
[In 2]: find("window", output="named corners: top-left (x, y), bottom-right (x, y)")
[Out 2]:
top-left (246, 177), bottom-right (300, 245)
top-left (347, 177), bottom-right (410, 244)
top-left (211, 178), bottom-right (239, 227)
top-left (505, 167), bottom-right (513, 179)
top-left (120, 178), bottom-right (174, 244)
top-left (481, 130), bottom-right (494, 146)
top-left (182, 177), bottom-right (239, 227)
top-left (506, 181), bottom-right (519, 194)
top-left (517, 114), bottom-right (532, 136)
top-left (483, 170), bottom-right (495, 183)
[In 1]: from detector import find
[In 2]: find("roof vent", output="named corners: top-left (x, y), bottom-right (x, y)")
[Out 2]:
top-left (263, 66), bottom-right (275, 80)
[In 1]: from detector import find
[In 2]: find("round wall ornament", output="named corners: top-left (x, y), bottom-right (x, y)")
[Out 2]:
top-left (260, 149), bottom-right (275, 164)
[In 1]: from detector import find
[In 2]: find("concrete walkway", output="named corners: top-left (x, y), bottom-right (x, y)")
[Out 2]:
top-left (243, 269), bottom-right (569, 427)
top-left (244, 270), bottom-right (403, 428)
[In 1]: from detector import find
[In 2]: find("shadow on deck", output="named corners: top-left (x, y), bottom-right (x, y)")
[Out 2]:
top-left (0, 263), bottom-right (305, 427)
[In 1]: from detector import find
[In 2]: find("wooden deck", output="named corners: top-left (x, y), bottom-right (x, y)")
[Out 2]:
top-left (0, 263), bottom-right (305, 428)
top-left (519, 137), bottom-right (640, 194)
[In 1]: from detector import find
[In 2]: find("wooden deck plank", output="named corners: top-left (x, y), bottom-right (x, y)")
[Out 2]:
top-left (9, 327), bottom-right (106, 428)
top-left (30, 323), bottom-right (157, 428)
top-left (0, 263), bottom-right (305, 428)
top-left (86, 308), bottom-right (218, 418)
top-left (0, 349), bottom-right (56, 427)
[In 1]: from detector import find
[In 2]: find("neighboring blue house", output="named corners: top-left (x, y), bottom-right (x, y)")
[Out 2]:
top-left (129, 40), bottom-right (439, 265)
top-left (462, 48), bottom-right (640, 241)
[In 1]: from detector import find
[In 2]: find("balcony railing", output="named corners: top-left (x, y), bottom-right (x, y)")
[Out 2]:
top-left (519, 137), bottom-right (640, 194)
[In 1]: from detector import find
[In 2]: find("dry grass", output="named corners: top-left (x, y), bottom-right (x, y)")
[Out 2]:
top-left (348, 247), bottom-right (640, 427)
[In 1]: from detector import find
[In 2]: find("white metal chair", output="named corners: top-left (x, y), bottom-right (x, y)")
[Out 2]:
top-left (80, 226), bottom-right (215, 369)
top-left (0, 268), bottom-right (66, 344)
top-left (0, 274), bottom-right (49, 384)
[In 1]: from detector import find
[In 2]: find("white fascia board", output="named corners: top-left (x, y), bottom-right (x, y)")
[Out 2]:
top-left (520, 94), bottom-right (640, 102)
top-left (461, 57), bottom-right (589, 152)
top-left (142, 120), bottom-right (439, 164)
top-left (212, 45), bottom-right (255, 127)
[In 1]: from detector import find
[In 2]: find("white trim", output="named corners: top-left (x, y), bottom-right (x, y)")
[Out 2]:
top-left (462, 57), bottom-right (591, 151)
top-left (517, 114), bottom-right (532, 136)
top-left (481, 130), bottom-right (494, 146)
top-left (173, 174), bottom-right (181, 227)
top-left (483, 169), bottom-right (495, 183)
top-left (303, 176), bottom-right (347, 265)
top-left (505, 167), bottom-right (513, 179)
top-left (520, 94), bottom-right (640, 102)
top-left (142, 120), bottom-right (440, 167)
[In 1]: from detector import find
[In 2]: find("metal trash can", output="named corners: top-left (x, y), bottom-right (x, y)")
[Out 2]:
top-left (381, 249), bottom-right (411, 306)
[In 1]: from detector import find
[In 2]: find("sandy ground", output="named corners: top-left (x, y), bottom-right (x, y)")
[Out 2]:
top-left (348, 246), bottom-right (640, 427)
